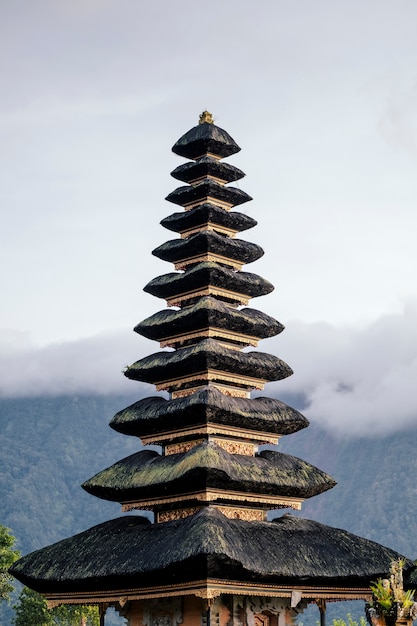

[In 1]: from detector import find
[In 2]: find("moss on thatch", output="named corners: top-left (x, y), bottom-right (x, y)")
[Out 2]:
top-left (135, 297), bottom-right (283, 343)
top-left (171, 156), bottom-right (245, 184)
top-left (166, 180), bottom-right (252, 208)
top-left (81, 440), bottom-right (336, 503)
top-left (152, 231), bottom-right (263, 266)
top-left (161, 204), bottom-right (257, 234)
top-left (11, 508), bottom-right (410, 596)
top-left (124, 338), bottom-right (292, 386)
top-left (110, 386), bottom-right (308, 438)
top-left (144, 261), bottom-right (274, 302)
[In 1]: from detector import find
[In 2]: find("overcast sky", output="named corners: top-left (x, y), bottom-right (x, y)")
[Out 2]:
top-left (1, 1), bottom-right (416, 437)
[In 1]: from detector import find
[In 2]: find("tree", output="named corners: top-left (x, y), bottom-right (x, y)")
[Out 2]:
top-left (52, 603), bottom-right (100, 625)
top-left (0, 525), bottom-right (20, 603)
top-left (12, 586), bottom-right (51, 626)
top-left (13, 586), bottom-right (100, 626)
top-left (333, 614), bottom-right (367, 626)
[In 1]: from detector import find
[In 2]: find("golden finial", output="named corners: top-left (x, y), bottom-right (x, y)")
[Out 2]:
top-left (199, 110), bottom-right (214, 124)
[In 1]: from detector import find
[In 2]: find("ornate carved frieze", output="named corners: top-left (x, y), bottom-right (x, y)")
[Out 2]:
top-left (160, 327), bottom-right (259, 350)
top-left (175, 253), bottom-right (243, 271)
top-left (157, 508), bottom-right (202, 523)
top-left (171, 384), bottom-right (250, 399)
top-left (165, 440), bottom-right (205, 455)
top-left (166, 286), bottom-right (251, 308)
top-left (156, 370), bottom-right (266, 393)
top-left (212, 439), bottom-right (255, 456)
top-left (164, 437), bottom-right (254, 456)
top-left (141, 425), bottom-right (279, 447)
top-left (180, 224), bottom-right (238, 238)
top-left (216, 507), bottom-right (265, 521)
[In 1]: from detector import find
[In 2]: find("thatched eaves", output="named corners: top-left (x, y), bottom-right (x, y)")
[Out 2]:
top-left (161, 204), bottom-right (257, 235)
top-left (124, 338), bottom-right (292, 387)
top-left (144, 261), bottom-right (274, 304)
top-left (11, 508), bottom-right (409, 597)
top-left (81, 441), bottom-right (336, 505)
top-left (171, 156), bottom-right (245, 184)
top-left (109, 387), bottom-right (309, 439)
top-left (166, 180), bottom-right (252, 209)
top-left (172, 122), bottom-right (241, 159)
top-left (152, 231), bottom-right (264, 267)
top-left (134, 297), bottom-right (283, 344)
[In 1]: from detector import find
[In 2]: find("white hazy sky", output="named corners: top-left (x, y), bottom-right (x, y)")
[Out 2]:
top-left (1, 1), bottom-right (416, 436)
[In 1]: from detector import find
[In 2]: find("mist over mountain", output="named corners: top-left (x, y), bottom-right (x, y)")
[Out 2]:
top-left (1, 299), bottom-right (417, 439)
top-left (1, 391), bottom-right (416, 624)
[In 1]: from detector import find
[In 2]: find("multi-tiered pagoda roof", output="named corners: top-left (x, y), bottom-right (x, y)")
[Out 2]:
top-left (11, 113), bottom-right (411, 624)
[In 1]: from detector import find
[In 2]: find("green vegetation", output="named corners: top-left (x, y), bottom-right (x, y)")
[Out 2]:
top-left (332, 614), bottom-right (367, 626)
top-left (0, 525), bottom-right (20, 603)
top-left (12, 586), bottom-right (99, 625)
top-left (1, 393), bottom-right (417, 625)
top-left (367, 559), bottom-right (416, 625)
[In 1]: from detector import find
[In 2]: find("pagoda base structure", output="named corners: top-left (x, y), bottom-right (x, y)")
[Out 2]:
top-left (10, 113), bottom-right (416, 625)
top-left (117, 595), bottom-right (305, 626)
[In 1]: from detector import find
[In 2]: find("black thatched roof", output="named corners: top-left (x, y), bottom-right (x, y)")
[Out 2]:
top-left (144, 262), bottom-right (274, 304)
top-left (161, 204), bottom-right (257, 234)
top-left (109, 387), bottom-right (309, 439)
top-left (172, 122), bottom-right (241, 159)
top-left (82, 442), bottom-right (336, 504)
top-left (124, 339), bottom-right (293, 388)
top-left (134, 297), bottom-right (283, 345)
top-left (11, 508), bottom-right (409, 596)
top-left (152, 232), bottom-right (264, 267)
top-left (171, 156), bottom-right (245, 184)
top-left (166, 180), bottom-right (252, 208)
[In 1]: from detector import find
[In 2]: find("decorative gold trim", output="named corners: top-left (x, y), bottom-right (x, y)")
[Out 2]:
top-left (175, 253), bottom-right (243, 271)
top-left (184, 197), bottom-right (233, 211)
top-left (211, 438), bottom-right (255, 455)
top-left (43, 579), bottom-right (375, 607)
top-left (164, 437), bottom-right (255, 456)
top-left (156, 505), bottom-right (265, 523)
top-left (157, 508), bottom-right (202, 522)
top-left (180, 225), bottom-right (238, 239)
top-left (165, 440), bottom-right (205, 455)
top-left (140, 425), bottom-right (279, 446)
top-left (187, 175), bottom-right (228, 186)
top-left (121, 490), bottom-right (304, 512)
top-left (155, 369), bottom-right (267, 393)
top-left (167, 286), bottom-right (249, 307)
top-left (191, 152), bottom-right (222, 161)
top-left (160, 327), bottom-right (259, 349)
top-left (171, 383), bottom-right (250, 399)
top-left (199, 111), bottom-right (214, 124)
top-left (216, 506), bottom-right (265, 521)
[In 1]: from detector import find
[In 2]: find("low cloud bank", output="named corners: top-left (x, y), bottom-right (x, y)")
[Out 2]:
top-left (1, 301), bottom-right (416, 437)
top-left (271, 300), bottom-right (417, 437)
top-left (0, 330), bottom-right (150, 399)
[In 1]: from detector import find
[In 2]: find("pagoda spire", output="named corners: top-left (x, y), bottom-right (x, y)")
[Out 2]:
top-left (82, 111), bottom-right (334, 522)
top-left (11, 114), bottom-right (413, 626)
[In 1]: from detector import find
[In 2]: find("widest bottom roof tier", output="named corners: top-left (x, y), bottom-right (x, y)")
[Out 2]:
top-left (11, 508), bottom-right (409, 602)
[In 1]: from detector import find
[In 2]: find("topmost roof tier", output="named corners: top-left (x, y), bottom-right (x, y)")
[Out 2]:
top-left (172, 111), bottom-right (241, 160)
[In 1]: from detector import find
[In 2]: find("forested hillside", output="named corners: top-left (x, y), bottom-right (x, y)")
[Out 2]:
top-left (1, 393), bottom-right (416, 624)
top-left (278, 416), bottom-right (417, 558)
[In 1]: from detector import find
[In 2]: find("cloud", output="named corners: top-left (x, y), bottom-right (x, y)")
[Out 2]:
top-left (0, 330), bottom-right (150, 399)
top-left (268, 299), bottom-right (417, 438)
top-left (377, 77), bottom-right (417, 158)
top-left (1, 302), bottom-right (417, 439)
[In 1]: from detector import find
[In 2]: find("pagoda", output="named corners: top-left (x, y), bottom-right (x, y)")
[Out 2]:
top-left (11, 113), bottom-right (411, 626)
